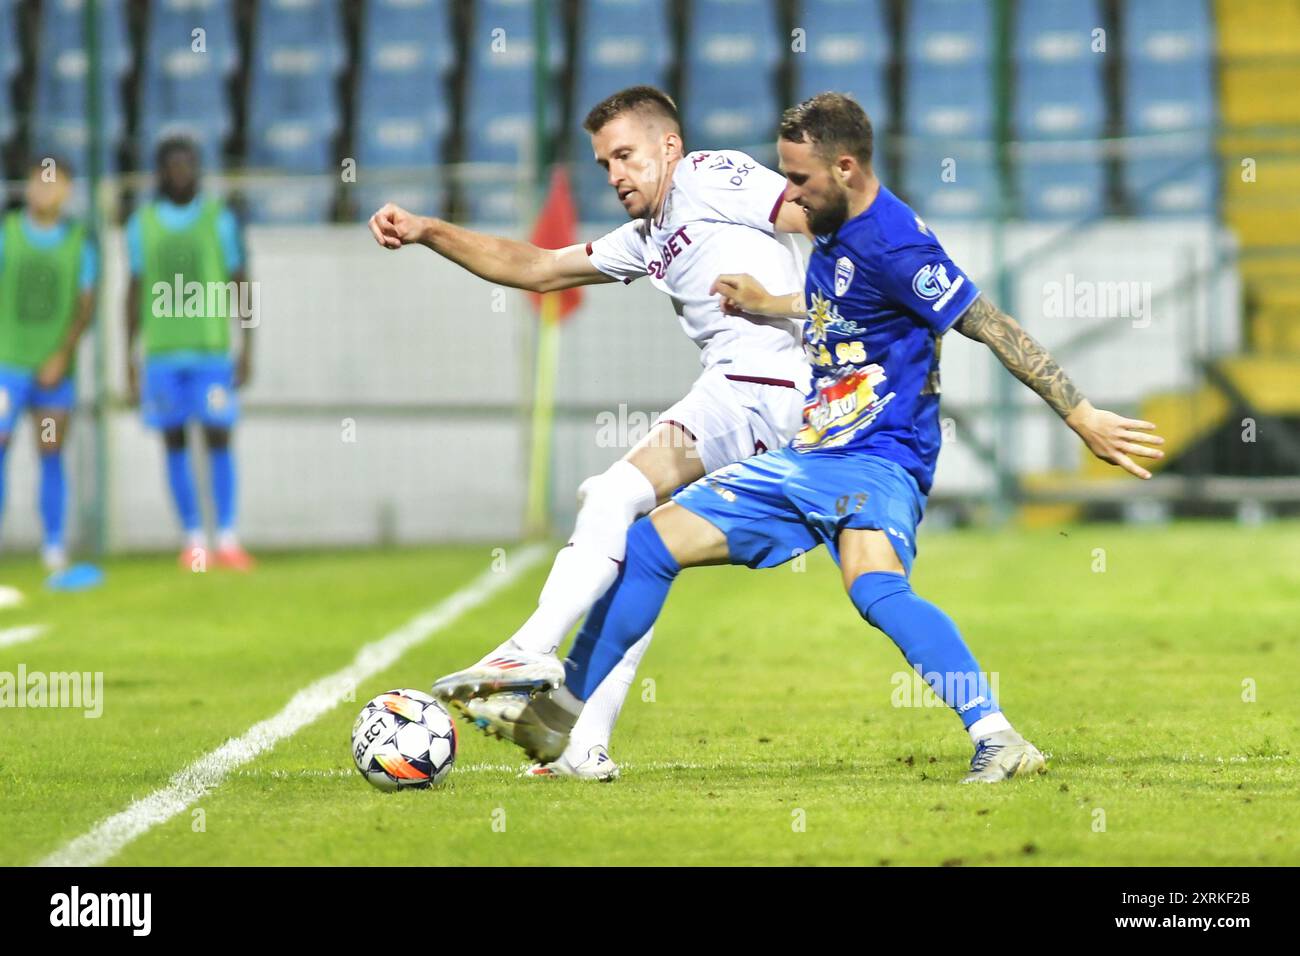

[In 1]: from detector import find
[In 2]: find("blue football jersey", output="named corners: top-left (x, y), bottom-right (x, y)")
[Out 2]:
top-left (793, 185), bottom-right (980, 494)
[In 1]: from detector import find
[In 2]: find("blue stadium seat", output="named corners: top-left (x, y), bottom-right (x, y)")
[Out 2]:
top-left (1018, 157), bottom-right (1105, 219)
top-left (1123, 154), bottom-right (1217, 216)
top-left (462, 0), bottom-right (564, 168)
top-left (1014, 0), bottom-right (1102, 63)
top-left (139, 3), bottom-right (234, 172)
top-left (904, 0), bottom-right (994, 65)
top-left (256, 0), bottom-right (345, 67)
top-left (686, 0), bottom-right (781, 72)
top-left (363, 0), bottom-right (456, 79)
top-left (792, 0), bottom-right (889, 125)
top-left (244, 180), bottom-right (337, 224)
top-left (356, 1), bottom-right (453, 175)
top-left (682, 74), bottom-right (780, 151)
top-left (1120, 0), bottom-right (1213, 63)
top-left (353, 181), bottom-right (447, 223)
top-left (579, 0), bottom-right (672, 75)
top-left (1013, 62), bottom-right (1105, 139)
top-left (150, 0), bottom-right (238, 74)
top-left (1123, 60), bottom-right (1215, 135)
top-left (903, 63), bottom-right (994, 139)
top-left (33, 0), bottom-right (131, 172)
top-left (901, 149), bottom-right (998, 219)
top-left (247, 0), bottom-right (344, 186)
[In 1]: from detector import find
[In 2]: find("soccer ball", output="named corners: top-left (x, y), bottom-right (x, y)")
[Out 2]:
top-left (351, 688), bottom-right (457, 791)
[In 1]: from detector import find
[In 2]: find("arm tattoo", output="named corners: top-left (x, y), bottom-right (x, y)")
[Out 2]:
top-left (953, 294), bottom-right (1086, 419)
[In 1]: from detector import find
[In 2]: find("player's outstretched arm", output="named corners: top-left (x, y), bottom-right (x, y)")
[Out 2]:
top-left (711, 273), bottom-right (806, 319)
top-left (953, 294), bottom-right (1166, 479)
top-left (367, 203), bottom-right (614, 294)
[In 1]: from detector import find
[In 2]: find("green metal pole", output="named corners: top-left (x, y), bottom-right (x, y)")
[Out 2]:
top-left (523, 0), bottom-right (556, 539)
top-left (991, 0), bottom-right (1016, 525)
top-left (83, 0), bottom-right (108, 556)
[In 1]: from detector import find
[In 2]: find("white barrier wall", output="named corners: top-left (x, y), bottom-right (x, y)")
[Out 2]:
top-left (0, 218), bottom-right (1239, 552)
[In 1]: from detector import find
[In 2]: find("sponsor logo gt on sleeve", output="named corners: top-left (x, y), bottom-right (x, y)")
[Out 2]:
top-left (911, 262), bottom-right (965, 312)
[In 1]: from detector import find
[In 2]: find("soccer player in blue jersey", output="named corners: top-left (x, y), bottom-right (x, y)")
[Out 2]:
top-left (124, 137), bottom-right (255, 571)
top-left (463, 93), bottom-right (1166, 782)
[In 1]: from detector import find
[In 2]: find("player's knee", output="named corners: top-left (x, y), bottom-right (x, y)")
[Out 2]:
top-left (847, 571), bottom-right (912, 627)
top-left (162, 427), bottom-right (187, 451)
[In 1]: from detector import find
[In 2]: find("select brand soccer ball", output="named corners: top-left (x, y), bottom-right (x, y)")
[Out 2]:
top-left (352, 688), bottom-right (457, 791)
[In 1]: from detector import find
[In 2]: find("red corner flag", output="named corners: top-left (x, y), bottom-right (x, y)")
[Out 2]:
top-left (528, 167), bottom-right (584, 321)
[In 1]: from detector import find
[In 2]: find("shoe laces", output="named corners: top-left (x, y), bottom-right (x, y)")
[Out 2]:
top-left (969, 739), bottom-right (1004, 773)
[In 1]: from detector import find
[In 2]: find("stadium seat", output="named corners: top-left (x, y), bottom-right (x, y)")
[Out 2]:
top-left (1123, 153), bottom-right (1217, 216)
top-left (363, 0), bottom-right (456, 77)
top-left (245, 0), bottom-right (344, 219)
top-left (32, 0), bottom-right (132, 173)
top-left (901, 149), bottom-right (998, 219)
top-left (1122, 60), bottom-right (1216, 135)
top-left (904, 0), bottom-right (994, 65)
top-left (356, 1), bottom-right (454, 175)
top-left (1119, 0), bottom-right (1213, 63)
top-left (579, 0), bottom-right (672, 77)
top-left (1014, 61), bottom-right (1105, 140)
top-left (1018, 156), bottom-right (1105, 219)
top-left (1014, 0), bottom-right (1101, 63)
top-left (149, 0), bottom-right (238, 73)
top-left (902, 62), bottom-right (995, 139)
top-left (792, 0), bottom-right (890, 127)
top-left (682, 0), bottom-right (781, 149)
top-left (139, 2), bottom-right (236, 172)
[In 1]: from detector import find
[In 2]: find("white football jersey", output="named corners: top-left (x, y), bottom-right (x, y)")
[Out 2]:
top-left (586, 149), bottom-right (807, 382)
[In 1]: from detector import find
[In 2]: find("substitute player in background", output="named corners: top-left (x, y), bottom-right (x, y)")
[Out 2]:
top-left (125, 137), bottom-right (254, 571)
top-left (464, 92), bottom-right (1167, 783)
top-left (0, 156), bottom-right (97, 570)
top-left (371, 86), bottom-right (810, 779)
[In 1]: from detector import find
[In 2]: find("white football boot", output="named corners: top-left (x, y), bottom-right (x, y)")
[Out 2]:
top-left (525, 744), bottom-right (620, 782)
top-left (456, 691), bottom-right (576, 764)
top-left (960, 729), bottom-right (1046, 784)
top-left (430, 640), bottom-right (565, 703)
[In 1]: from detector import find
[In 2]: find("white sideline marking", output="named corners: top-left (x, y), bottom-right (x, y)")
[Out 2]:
top-left (0, 624), bottom-right (47, 649)
top-left (36, 545), bottom-right (547, 867)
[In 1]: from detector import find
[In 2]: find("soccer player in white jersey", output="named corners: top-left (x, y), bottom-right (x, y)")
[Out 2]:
top-left (369, 86), bottom-right (811, 779)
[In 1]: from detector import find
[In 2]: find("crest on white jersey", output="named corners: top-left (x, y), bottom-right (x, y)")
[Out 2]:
top-left (834, 256), bottom-right (855, 297)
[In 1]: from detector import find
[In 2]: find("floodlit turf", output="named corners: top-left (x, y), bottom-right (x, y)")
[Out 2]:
top-left (2, 522), bottom-right (1297, 866)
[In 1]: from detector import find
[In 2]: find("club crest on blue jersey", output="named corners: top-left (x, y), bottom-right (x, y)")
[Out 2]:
top-left (834, 256), bottom-right (855, 296)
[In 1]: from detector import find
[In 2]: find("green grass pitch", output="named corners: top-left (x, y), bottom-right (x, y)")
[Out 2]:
top-left (1, 521), bottom-right (1297, 866)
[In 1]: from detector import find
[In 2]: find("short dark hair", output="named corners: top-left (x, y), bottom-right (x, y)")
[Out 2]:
top-left (779, 92), bottom-right (873, 168)
top-left (583, 85), bottom-right (681, 135)
top-left (155, 135), bottom-right (200, 171)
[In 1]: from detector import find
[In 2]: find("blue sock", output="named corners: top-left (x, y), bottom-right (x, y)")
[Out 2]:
top-left (849, 571), bottom-right (1000, 728)
top-left (38, 451), bottom-right (65, 549)
top-left (209, 445), bottom-right (236, 536)
top-left (565, 517), bottom-right (680, 701)
top-left (165, 446), bottom-right (202, 535)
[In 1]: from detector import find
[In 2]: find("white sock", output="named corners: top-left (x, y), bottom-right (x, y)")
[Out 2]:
top-left (968, 712), bottom-right (1012, 744)
top-left (186, 530), bottom-right (207, 549)
top-left (510, 461), bottom-right (657, 655)
top-left (217, 529), bottom-right (239, 550)
top-left (564, 628), bottom-right (652, 760)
